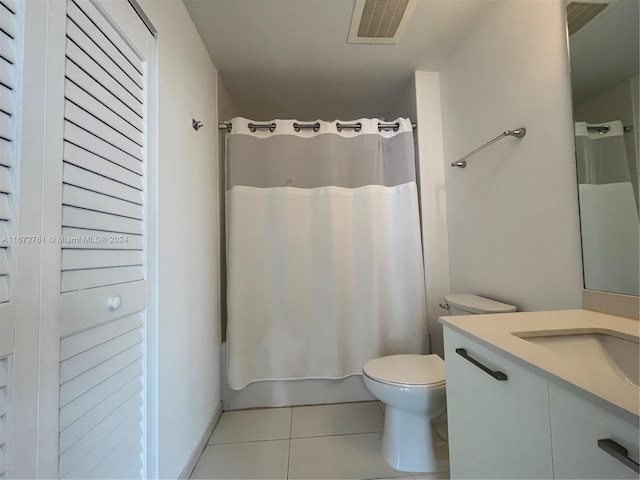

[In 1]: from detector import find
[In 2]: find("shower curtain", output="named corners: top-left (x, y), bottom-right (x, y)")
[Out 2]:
top-left (574, 121), bottom-right (639, 296)
top-left (225, 117), bottom-right (427, 390)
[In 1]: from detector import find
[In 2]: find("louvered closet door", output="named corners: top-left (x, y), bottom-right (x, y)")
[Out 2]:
top-left (0, 0), bottom-right (22, 477)
top-left (58, 1), bottom-right (151, 478)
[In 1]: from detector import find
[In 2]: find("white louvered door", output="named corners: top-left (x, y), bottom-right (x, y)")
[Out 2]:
top-left (58, 1), bottom-right (153, 478)
top-left (0, 0), bottom-right (22, 477)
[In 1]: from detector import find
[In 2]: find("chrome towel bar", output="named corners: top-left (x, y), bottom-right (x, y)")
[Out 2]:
top-left (451, 128), bottom-right (526, 168)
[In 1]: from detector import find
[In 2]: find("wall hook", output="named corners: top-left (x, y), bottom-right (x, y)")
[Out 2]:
top-left (192, 119), bottom-right (204, 131)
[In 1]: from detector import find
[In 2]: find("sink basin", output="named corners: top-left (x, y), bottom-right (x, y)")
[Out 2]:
top-left (513, 330), bottom-right (640, 386)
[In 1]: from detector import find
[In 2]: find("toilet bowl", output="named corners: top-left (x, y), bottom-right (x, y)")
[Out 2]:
top-left (363, 294), bottom-right (516, 473)
top-left (363, 354), bottom-right (446, 472)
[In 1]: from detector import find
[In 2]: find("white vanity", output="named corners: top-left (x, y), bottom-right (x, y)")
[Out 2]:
top-left (440, 309), bottom-right (640, 479)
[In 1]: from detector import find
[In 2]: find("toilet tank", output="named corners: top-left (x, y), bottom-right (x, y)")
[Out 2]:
top-left (443, 294), bottom-right (516, 316)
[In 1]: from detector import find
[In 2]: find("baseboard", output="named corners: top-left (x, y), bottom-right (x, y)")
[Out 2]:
top-left (179, 401), bottom-right (223, 479)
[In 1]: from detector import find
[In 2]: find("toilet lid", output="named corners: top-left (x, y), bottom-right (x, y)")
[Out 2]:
top-left (363, 354), bottom-right (445, 386)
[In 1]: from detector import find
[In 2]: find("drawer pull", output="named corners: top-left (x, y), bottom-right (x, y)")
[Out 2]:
top-left (455, 348), bottom-right (508, 381)
top-left (109, 295), bottom-right (123, 311)
top-left (598, 439), bottom-right (640, 473)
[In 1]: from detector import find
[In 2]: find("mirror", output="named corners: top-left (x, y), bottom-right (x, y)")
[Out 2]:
top-left (568, 0), bottom-right (639, 296)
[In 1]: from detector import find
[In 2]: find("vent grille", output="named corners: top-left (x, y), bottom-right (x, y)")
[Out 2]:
top-left (567, 1), bottom-right (610, 36)
top-left (348, 0), bottom-right (417, 44)
top-left (358, 0), bottom-right (409, 38)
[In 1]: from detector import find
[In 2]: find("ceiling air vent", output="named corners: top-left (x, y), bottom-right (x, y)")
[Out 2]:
top-left (566, 1), bottom-right (610, 36)
top-left (348, 0), bottom-right (417, 44)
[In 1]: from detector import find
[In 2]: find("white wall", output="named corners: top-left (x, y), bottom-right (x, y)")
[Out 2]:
top-left (137, 1), bottom-right (221, 477)
top-left (218, 74), bottom-right (239, 122)
top-left (217, 74), bottom-right (238, 340)
top-left (375, 73), bottom-right (452, 358)
top-left (382, 76), bottom-right (417, 121)
top-left (414, 72), bottom-right (450, 357)
top-left (439, 0), bottom-right (583, 313)
top-left (633, 75), bottom-right (640, 202)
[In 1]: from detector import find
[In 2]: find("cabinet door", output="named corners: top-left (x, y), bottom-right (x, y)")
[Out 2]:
top-left (57, 1), bottom-right (153, 478)
top-left (549, 381), bottom-right (639, 479)
top-left (443, 327), bottom-right (553, 479)
top-left (0, 0), bottom-right (23, 476)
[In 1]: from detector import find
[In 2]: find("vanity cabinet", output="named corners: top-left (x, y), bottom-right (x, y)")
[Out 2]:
top-left (549, 382), bottom-right (640, 479)
top-left (443, 328), bottom-right (554, 479)
top-left (443, 325), bottom-right (640, 480)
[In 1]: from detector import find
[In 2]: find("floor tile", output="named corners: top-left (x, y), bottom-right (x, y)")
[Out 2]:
top-left (209, 407), bottom-right (291, 444)
top-left (288, 432), bottom-right (408, 479)
top-left (414, 472), bottom-right (450, 480)
top-left (432, 440), bottom-right (450, 471)
top-left (291, 401), bottom-right (383, 438)
top-left (190, 440), bottom-right (289, 479)
top-left (368, 477), bottom-right (413, 480)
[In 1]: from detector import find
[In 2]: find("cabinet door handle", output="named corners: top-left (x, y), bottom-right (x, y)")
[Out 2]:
top-left (455, 348), bottom-right (508, 381)
top-left (598, 439), bottom-right (640, 473)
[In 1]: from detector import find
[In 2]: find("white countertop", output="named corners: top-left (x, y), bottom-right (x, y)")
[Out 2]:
top-left (439, 309), bottom-right (640, 425)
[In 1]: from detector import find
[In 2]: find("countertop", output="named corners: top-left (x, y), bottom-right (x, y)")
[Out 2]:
top-left (439, 309), bottom-right (640, 426)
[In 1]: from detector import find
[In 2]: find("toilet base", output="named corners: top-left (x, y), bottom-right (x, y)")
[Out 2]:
top-left (381, 405), bottom-right (443, 472)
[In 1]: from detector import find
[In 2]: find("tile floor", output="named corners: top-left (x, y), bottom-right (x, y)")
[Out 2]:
top-left (190, 401), bottom-right (449, 480)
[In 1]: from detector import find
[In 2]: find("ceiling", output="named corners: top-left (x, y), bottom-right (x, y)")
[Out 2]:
top-left (569, 0), bottom-right (639, 104)
top-left (183, 0), bottom-right (493, 121)
top-left (183, 0), bottom-right (639, 121)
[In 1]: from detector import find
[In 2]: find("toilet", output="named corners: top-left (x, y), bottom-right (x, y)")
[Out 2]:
top-left (363, 294), bottom-right (516, 472)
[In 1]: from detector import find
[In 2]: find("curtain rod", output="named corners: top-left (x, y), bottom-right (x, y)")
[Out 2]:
top-left (217, 121), bottom-right (417, 132)
top-left (587, 125), bottom-right (634, 134)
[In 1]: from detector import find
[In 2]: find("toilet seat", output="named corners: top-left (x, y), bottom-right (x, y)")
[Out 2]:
top-left (363, 354), bottom-right (445, 388)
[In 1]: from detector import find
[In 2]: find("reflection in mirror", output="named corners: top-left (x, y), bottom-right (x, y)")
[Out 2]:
top-left (568, 0), bottom-right (640, 296)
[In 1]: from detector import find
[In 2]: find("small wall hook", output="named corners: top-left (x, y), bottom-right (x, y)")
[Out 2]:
top-left (192, 119), bottom-right (204, 131)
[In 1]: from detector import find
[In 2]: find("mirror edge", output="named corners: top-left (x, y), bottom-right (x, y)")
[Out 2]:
top-left (565, 1), bottom-right (640, 302)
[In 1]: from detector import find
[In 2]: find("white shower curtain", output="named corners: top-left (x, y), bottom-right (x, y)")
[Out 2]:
top-left (225, 117), bottom-right (427, 390)
top-left (574, 121), bottom-right (639, 296)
